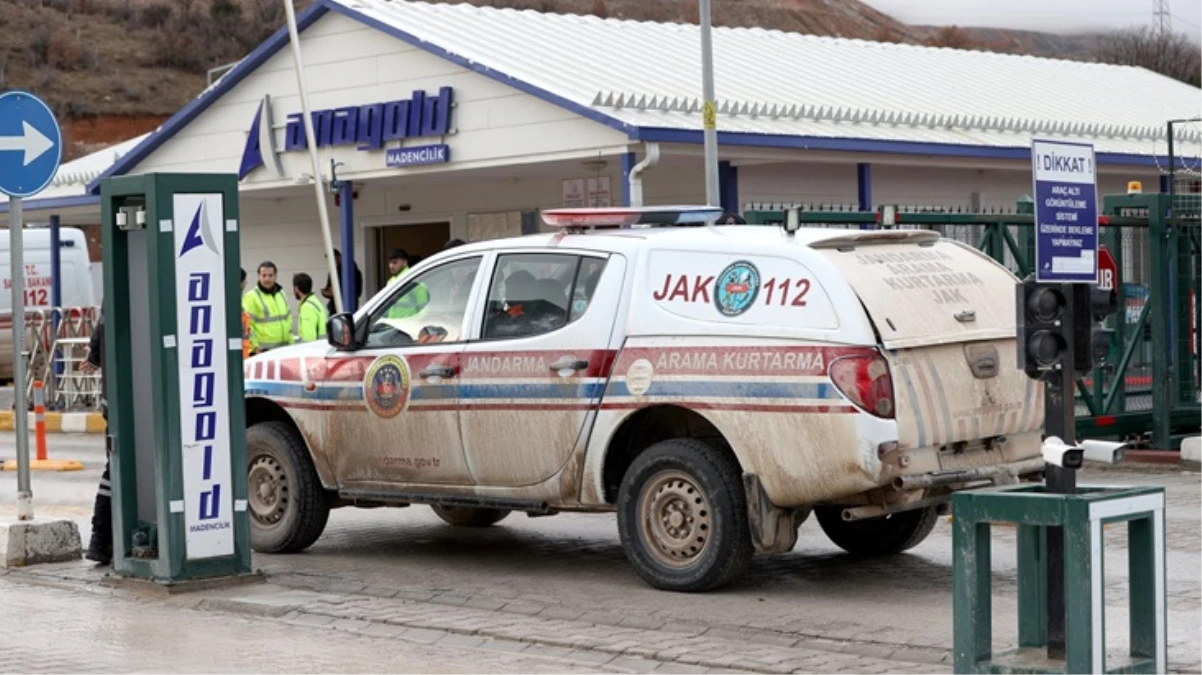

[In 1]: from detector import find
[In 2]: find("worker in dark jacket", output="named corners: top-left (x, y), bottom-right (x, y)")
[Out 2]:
top-left (79, 313), bottom-right (110, 565)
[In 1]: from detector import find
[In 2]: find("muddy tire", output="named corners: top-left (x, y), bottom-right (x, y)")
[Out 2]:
top-left (617, 439), bottom-right (753, 592)
top-left (247, 421), bottom-right (330, 554)
top-left (815, 505), bottom-right (938, 556)
top-left (431, 505), bottom-right (510, 527)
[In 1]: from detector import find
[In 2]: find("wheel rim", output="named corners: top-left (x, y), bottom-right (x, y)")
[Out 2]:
top-left (638, 470), bottom-right (712, 568)
top-left (248, 453), bottom-right (289, 528)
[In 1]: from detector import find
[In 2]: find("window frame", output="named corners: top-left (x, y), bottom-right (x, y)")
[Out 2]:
top-left (358, 254), bottom-right (487, 350)
top-left (475, 250), bottom-right (610, 343)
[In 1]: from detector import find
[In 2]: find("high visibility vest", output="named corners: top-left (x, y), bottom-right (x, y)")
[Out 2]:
top-left (297, 294), bottom-right (328, 342)
top-left (386, 283), bottom-right (430, 319)
top-left (242, 287), bottom-right (293, 351)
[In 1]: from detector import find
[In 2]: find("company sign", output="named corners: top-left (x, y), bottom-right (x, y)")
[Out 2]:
top-left (174, 194), bottom-right (234, 559)
top-left (239, 87), bottom-right (454, 179)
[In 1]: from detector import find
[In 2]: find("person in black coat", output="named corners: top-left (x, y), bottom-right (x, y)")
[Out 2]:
top-left (79, 313), bottom-right (111, 565)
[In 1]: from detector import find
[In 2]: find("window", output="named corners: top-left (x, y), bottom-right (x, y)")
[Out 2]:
top-left (364, 257), bottom-right (481, 348)
top-left (482, 253), bottom-right (608, 340)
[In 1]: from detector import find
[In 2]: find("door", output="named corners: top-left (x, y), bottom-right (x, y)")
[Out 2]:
top-left (324, 254), bottom-right (485, 488)
top-left (377, 222), bottom-right (450, 283)
top-left (460, 251), bottom-right (625, 487)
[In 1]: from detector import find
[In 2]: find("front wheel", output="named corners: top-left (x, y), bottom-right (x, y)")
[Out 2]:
top-left (247, 421), bottom-right (331, 553)
top-left (815, 505), bottom-right (938, 556)
top-left (617, 439), bottom-right (753, 592)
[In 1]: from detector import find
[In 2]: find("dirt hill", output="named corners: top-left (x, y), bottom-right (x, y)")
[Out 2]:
top-left (0, 0), bottom-right (1136, 161)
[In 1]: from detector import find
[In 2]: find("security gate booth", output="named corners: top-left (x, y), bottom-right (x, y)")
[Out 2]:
top-left (100, 173), bottom-right (253, 583)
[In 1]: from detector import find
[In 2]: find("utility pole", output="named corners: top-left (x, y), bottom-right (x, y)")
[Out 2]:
top-left (699, 0), bottom-right (720, 207)
top-left (1152, 0), bottom-right (1171, 38)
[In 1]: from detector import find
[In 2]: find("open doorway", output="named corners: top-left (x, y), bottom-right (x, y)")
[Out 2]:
top-left (375, 221), bottom-right (451, 290)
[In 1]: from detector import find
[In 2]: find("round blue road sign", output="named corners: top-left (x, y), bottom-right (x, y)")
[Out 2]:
top-left (0, 90), bottom-right (62, 198)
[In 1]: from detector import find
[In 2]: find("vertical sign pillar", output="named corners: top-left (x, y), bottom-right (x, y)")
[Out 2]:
top-left (101, 173), bottom-right (253, 584)
top-left (1031, 139), bottom-right (1099, 661)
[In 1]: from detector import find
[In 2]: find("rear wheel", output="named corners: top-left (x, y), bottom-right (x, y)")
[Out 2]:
top-left (617, 439), bottom-right (753, 592)
top-left (247, 421), bottom-right (330, 553)
top-left (430, 505), bottom-right (510, 527)
top-left (815, 505), bottom-right (938, 556)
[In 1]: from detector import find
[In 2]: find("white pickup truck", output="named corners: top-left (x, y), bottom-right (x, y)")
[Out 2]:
top-left (244, 206), bottom-right (1043, 592)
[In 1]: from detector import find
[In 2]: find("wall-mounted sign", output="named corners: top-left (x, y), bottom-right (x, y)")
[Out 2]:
top-left (239, 87), bottom-right (454, 179)
top-left (561, 176), bottom-right (611, 208)
top-left (386, 144), bottom-right (450, 168)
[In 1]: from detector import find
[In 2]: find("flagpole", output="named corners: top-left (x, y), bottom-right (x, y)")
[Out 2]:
top-left (282, 0), bottom-right (343, 313)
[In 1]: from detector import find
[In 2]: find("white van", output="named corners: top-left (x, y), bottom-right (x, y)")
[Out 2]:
top-left (0, 227), bottom-right (97, 382)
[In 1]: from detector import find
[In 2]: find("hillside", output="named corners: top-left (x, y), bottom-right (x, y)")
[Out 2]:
top-left (0, 0), bottom-right (1156, 161)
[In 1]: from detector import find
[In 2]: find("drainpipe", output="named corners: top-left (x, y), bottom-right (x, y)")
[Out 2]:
top-left (627, 143), bottom-right (661, 208)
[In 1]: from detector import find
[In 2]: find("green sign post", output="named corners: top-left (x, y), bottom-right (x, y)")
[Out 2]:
top-left (100, 173), bottom-right (253, 584)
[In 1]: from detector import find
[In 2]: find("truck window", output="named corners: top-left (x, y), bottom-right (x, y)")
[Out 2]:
top-left (481, 253), bottom-right (608, 340)
top-left (364, 257), bottom-right (481, 348)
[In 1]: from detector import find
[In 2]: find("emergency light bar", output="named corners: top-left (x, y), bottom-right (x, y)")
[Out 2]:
top-left (541, 206), bottom-right (724, 229)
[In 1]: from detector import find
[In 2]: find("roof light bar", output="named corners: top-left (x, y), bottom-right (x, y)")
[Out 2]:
top-left (541, 206), bottom-right (724, 229)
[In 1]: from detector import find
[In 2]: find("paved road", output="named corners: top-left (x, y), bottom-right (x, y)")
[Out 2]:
top-left (2, 432), bottom-right (1199, 673)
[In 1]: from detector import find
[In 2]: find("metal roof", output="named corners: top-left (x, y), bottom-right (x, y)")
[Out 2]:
top-left (332, 0), bottom-right (1201, 158)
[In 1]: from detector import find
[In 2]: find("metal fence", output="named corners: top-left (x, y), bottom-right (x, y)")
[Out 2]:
top-left (745, 191), bottom-right (1201, 449)
top-left (18, 306), bottom-right (103, 412)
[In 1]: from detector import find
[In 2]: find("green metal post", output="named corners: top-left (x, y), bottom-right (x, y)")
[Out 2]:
top-left (1063, 500), bottom-right (1096, 674)
top-left (1016, 195), bottom-right (1035, 278)
top-left (1147, 194), bottom-right (1174, 448)
top-left (1017, 525), bottom-right (1048, 647)
top-left (953, 512), bottom-right (992, 673)
top-left (1102, 216), bottom-right (1126, 413)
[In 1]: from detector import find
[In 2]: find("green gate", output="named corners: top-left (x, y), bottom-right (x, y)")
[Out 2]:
top-left (745, 191), bottom-right (1201, 449)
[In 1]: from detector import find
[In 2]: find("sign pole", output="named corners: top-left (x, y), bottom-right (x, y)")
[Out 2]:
top-left (281, 0), bottom-right (343, 314)
top-left (698, 0), bottom-right (720, 207)
top-left (10, 196), bottom-right (32, 521)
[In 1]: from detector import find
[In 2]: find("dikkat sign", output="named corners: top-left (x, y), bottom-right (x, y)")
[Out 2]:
top-left (239, 87), bottom-right (454, 178)
top-left (174, 194), bottom-right (235, 560)
top-left (1031, 139), bottom-right (1098, 283)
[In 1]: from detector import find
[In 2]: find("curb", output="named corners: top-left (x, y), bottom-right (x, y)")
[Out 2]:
top-left (0, 411), bottom-right (106, 434)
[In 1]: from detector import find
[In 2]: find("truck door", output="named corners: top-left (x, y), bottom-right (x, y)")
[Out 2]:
top-left (324, 255), bottom-right (485, 487)
top-left (459, 251), bottom-right (625, 487)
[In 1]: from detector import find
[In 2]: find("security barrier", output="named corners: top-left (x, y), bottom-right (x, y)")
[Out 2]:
top-left (13, 306), bottom-right (102, 412)
top-left (745, 190), bottom-right (1201, 449)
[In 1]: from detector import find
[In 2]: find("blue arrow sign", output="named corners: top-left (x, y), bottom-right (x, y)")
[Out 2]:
top-left (0, 90), bottom-right (62, 198)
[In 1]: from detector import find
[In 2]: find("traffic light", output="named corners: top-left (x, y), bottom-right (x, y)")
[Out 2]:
top-left (1017, 278), bottom-right (1068, 378)
top-left (1072, 283), bottom-right (1118, 372)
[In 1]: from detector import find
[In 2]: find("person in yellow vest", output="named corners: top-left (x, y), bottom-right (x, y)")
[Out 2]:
top-left (293, 272), bottom-right (328, 342)
top-left (386, 248), bottom-right (410, 287)
top-left (242, 261), bottom-right (293, 354)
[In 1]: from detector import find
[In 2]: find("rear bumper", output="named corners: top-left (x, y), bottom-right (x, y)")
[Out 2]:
top-left (892, 456), bottom-right (1046, 491)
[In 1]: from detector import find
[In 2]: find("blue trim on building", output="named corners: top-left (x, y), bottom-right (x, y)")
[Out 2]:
top-left (0, 193), bottom-right (100, 214)
top-left (84, 2), bottom-right (330, 194)
top-left (1159, 174), bottom-right (1171, 193)
top-left (629, 127), bottom-right (1188, 167)
top-left (339, 181), bottom-right (356, 313)
top-left (856, 162), bottom-right (872, 211)
top-left (320, 0), bottom-right (636, 138)
top-left (620, 152), bottom-right (636, 207)
top-left (719, 161), bottom-right (739, 214)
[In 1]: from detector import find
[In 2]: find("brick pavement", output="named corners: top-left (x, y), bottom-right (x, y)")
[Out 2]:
top-left (2, 433), bottom-right (1198, 674)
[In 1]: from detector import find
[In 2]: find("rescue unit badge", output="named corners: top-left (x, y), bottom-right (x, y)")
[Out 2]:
top-left (364, 355), bottom-right (410, 418)
top-left (714, 261), bottom-right (760, 317)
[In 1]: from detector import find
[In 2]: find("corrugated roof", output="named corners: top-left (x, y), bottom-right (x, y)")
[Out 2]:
top-left (332, 0), bottom-right (1201, 157)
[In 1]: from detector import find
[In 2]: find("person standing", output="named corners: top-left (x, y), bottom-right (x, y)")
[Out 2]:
top-left (242, 261), bottom-right (293, 354)
top-left (293, 272), bottom-right (328, 343)
top-left (386, 249), bottom-right (410, 287)
top-left (322, 249), bottom-right (363, 314)
top-left (80, 312), bottom-right (110, 564)
top-left (240, 268), bottom-right (252, 360)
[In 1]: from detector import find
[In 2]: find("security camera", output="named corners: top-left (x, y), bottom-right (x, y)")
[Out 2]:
top-left (1041, 436), bottom-right (1083, 469)
top-left (1081, 439), bottom-right (1128, 465)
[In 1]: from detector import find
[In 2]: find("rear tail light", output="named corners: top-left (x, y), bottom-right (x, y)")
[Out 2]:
top-left (829, 351), bottom-right (895, 419)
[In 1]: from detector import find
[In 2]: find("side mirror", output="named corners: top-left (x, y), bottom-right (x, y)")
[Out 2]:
top-left (327, 313), bottom-right (356, 350)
